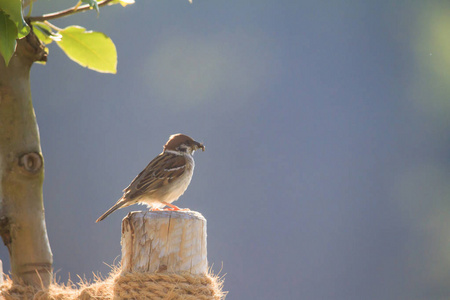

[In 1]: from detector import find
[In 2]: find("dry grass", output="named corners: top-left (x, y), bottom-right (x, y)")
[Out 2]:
top-left (0, 267), bottom-right (226, 300)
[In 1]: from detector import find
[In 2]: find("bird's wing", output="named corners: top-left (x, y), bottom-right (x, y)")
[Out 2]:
top-left (123, 153), bottom-right (186, 199)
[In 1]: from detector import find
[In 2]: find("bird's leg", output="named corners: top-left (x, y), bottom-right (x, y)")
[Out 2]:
top-left (161, 202), bottom-right (190, 211)
top-left (163, 202), bottom-right (181, 211)
top-left (150, 207), bottom-right (162, 211)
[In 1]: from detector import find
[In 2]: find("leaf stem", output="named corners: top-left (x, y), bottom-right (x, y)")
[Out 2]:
top-left (27, 0), bottom-right (116, 22)
top-left (43, 21), bottom-right (62, 32)
top-left (26, 1), bottom-right (34, 17)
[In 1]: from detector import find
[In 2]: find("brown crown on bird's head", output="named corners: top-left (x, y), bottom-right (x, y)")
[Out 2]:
top-left (164, 134), bottom-right (205, 153)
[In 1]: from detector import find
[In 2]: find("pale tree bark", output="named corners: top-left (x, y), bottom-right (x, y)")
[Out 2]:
top-left (0, 30), bottom-right (53, 288)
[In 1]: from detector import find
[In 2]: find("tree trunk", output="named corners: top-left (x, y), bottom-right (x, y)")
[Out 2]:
top-left (0, 31), bottom-right (53, 288)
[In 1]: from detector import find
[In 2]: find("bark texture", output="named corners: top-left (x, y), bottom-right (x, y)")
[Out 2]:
top-left (0, 31), bottom-right (53, 288)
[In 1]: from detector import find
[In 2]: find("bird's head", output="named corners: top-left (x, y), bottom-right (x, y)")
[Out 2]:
top-left (164, 134), bottom-right (205, 154)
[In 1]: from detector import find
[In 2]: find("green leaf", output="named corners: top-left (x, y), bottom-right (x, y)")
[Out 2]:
top-left (56, 26), bottom-right (117, 74)
top-left (33, 25), bottom-right (53, 44)
top-left (81, 0), bottom-right (99, 14)
top-left (108, 0), bottom-right (135, 7)
top-left (0, 0), bottom-right (30, 38)
top-left (0, 10), bottom-right (18, 66)
top-left (118, 0), bottom-right (135, 7)
top-left (32, 22), bottom-right (62, 44)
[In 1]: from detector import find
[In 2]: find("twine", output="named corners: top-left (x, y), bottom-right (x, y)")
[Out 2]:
top-left (0, 271), bottom-right (225, 300)
top-left (114, 272), bottom-right (223, 299)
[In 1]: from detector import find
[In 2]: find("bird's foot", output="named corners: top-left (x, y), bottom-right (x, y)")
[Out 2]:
top-left (163, 207), bottom-right (190, 211)
top-left (161, 202), bottom-right (190, 211)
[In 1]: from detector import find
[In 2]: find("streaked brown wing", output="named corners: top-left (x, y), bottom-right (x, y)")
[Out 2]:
top-left (124, 153), bottom-right (186, 199)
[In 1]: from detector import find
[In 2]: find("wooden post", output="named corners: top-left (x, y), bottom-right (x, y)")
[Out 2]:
top-left (121, 211), bottom-right (207, 274)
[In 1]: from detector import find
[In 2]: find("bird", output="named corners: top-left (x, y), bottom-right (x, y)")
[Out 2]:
top-left (96, 134), bottom-right (205, 222)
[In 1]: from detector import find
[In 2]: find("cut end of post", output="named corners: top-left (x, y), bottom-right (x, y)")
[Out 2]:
top-left (121, 210), bottom-right (207, 275)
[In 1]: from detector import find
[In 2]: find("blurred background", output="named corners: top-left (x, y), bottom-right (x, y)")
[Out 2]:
top-left (2, 0), bottom-right (450, 299)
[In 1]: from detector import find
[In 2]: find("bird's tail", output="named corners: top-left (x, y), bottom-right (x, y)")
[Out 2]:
top-left (95, 199), bottom-right (128, 223)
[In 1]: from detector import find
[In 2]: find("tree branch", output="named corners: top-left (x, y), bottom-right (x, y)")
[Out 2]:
top-left (27, 0), bottom-right (116, 22)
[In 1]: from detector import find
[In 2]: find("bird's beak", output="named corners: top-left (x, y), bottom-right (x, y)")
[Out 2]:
top-left (196, 142), bottom-right (205, 152)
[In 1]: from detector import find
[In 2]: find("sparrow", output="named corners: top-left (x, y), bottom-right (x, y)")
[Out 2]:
top-left (96, 134), bottom-right (205, 222)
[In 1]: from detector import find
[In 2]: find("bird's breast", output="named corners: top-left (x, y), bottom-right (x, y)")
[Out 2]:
top-left (162, 155), bottom-right (195, 203)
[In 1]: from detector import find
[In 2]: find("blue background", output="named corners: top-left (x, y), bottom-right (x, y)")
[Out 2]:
top-left (2, 1), bottom-right (450, 299)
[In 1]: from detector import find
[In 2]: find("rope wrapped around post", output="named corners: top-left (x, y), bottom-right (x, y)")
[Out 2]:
top-left (114, 272), bottom-right (221, 299)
